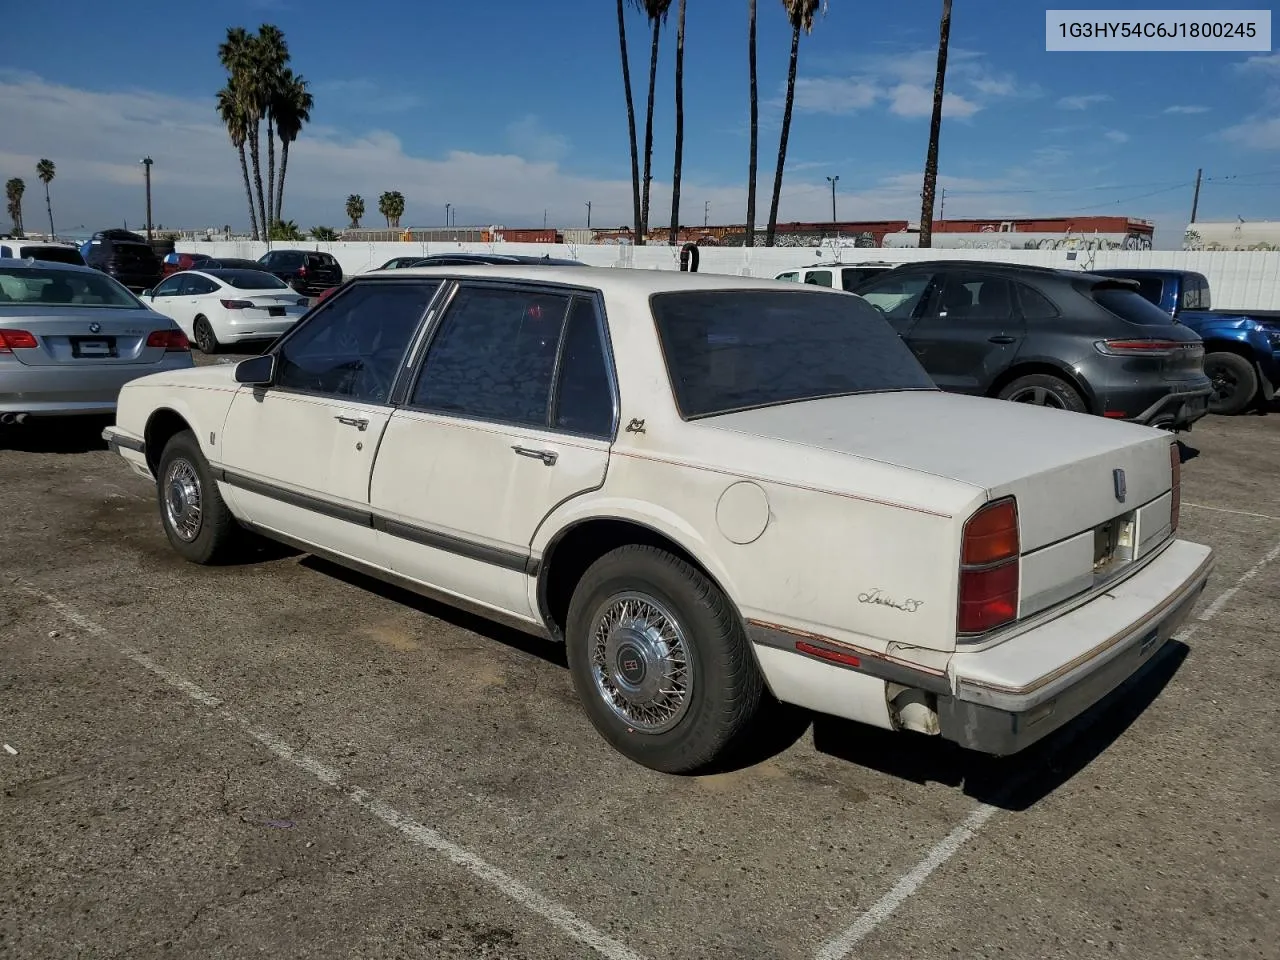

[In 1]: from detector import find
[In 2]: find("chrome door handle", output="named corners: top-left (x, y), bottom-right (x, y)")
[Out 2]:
top-left (334, 415), bottom-right (368, 431)
top-left (511, 445), bottom-right (558, 466)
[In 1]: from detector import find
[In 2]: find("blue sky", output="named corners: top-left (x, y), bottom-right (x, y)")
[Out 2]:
top-left (2, 0), bottom-right (1278, 246)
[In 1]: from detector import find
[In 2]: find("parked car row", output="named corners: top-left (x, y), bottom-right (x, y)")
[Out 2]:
top-left (100, 263), bottom-right (1214, 775)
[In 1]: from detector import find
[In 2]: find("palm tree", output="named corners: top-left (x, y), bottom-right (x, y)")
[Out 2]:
top-left (615, 0), bottom-right (643, 242)
top-left (36, 159), bottom-right (55, 239)
top-left (218, 27), bottom-right (269, 238)
top-left (5, 178), bottom-right (25, 237)
top-left (311, 226), bottom-right (339, 241)
top-left (918, 0), bottom-right (952, 249)
top-left (634, 0), bottom-right (673, 241)
top-left (217, 84), bottom-right (259, 239)
top-left (268, 219), bottom-right (304, 241)
top-left (256, 24), bottom-right (290, 232)
top-left (766, 0), bottom-right (820, 246)
top-left (746, 0), bottom-right (759, 247)
top-left (273, 68), bottom-right (313, 224)
top-left (345, 194), bottom-right (365, 229)
top-left (379, 191), bottom-right (405, 228)
top-left (668, 0), bottom-right (687, 245)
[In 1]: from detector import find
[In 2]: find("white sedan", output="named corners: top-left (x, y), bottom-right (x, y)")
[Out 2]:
top-left (140, 268), bottom-right (310, 353)
top-left (104, 265), bottom-right (1213, 773)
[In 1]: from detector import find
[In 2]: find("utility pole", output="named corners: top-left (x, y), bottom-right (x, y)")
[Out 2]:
top-left (585, 200), bottom-right (592, 229)
top-left (704, 200), bottom-right (710, 228)
top-left (140, 156), bottom-right (153, 241)
top-left (1190, 168), bottom-right (1202, 223)
top-left (543, 209), bottom-right (548, 229)
top-left (826, 175), bottom-right (840, 223)
top-left (445, 203), bottom-right (451, 229)
top-left (939, 187), bottom-right (947, 221)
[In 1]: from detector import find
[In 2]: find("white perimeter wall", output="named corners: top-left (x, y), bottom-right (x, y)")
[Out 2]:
top-left (177, 240), bottom-right (1280, 311)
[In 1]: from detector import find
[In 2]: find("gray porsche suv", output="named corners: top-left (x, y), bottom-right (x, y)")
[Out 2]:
top-left (851, 261), bottom-right (1212, 430)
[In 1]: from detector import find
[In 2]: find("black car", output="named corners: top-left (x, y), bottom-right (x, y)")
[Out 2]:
top-left (197, 257), bottom-right (267, 271)
top-left (256, 249), bottom-right (343, 295)
top-left (395, 253), bottom-right (587, 268)
top-left (850, 261), bottom-right (1213, 430)
top-left (83, 229), bottom-right (163, 292)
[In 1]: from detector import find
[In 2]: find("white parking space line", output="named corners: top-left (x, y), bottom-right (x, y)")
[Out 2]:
top-left (816, 535), bottom-right (1280, 960)
top-left (16, 584), bottom-right (647, 960)
top-left (1184, 502), bottom-right (1280, 523)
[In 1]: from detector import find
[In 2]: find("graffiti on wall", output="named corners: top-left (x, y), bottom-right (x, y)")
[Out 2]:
top-left (1183, 227), bottom-right (1280, 251)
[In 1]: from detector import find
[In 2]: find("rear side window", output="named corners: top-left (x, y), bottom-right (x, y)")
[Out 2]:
top-left (1016, 283), bottom-right (1060, 320)
top-left (1182, 275), bottom-right (1211, 311)
top-left (1092, 286), bottom-right (1176, 326)
top-left (552, 298), bottom-right (614, 438)
top-left (804, 270), bottom-right (833, 287)
top-left (649, 289), bottom-right (935, 419)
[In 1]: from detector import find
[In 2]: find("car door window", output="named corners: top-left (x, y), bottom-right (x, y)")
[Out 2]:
top-left (804, 270), bottom-right (833, 287)
top-left (411, 285), bottom-right (573, 428)
top-left (928, 275), bottom-right (1014, 322)
top-left (776, 271), bottom-right (799, 282)
top-left (187, 276), bottom-right (218, 296)
top-left (856, 273), bottom-right (932, 322)
top-left (275, 281), bottom-right (439, 403)
top-left (153, 276), bottom-right (183, 297)
top-left (552, 298), bottom-right (615, 438)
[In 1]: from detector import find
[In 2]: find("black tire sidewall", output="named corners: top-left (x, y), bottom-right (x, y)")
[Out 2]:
top-left (194, 316), bottom-right (217, 354)
top-left (156, 431), bottom-right (229, 563)
top-left (565, 546), bottom-right (760, 774)
top-left (998, 374), bottom-right (1087, 412)
top-left (1204, 352), bottom-right (1257, 416)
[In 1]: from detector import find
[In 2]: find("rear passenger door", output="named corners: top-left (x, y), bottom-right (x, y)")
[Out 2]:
top-left (369, 281), bottom-right (617, 619)
top-left (904, 271), bottom-right (1026, 394)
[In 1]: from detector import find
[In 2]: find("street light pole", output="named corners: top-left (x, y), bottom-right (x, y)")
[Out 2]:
top-left (445, 203), bottom-right (451, 228)
top-left (826, 175), bottom-right (839, 223)
top-left (704, 200), bottom-right (710, 228)
top-left (140, 156), bottom-right (154, 241)
top-left (585, 201), bottom-right (592, 229)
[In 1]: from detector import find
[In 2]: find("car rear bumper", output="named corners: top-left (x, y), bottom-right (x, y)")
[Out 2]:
top-left (0, 354), bottom-right (192, 416)
top-left (938, 538), bottom-right (1214, 755)
top-left (222, 313), bottom-right (305, 342)
top-left (1129, 383), bottom-right (1213, 429)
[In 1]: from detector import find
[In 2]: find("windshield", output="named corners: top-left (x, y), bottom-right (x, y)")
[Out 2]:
top-left (649, 289), bottom-right (936, 419)
top-left (0, 266), bottom-right (141, 307)
top-left (208, 269), bottom-right (289, 290)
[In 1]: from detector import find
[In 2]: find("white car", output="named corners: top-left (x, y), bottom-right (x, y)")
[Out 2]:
top-left (140, 268), bottom-right (309, 353)
top-left (775, 261), bottom-right (895, 291)
top-left (103, 266), bottom-right (1214, 773)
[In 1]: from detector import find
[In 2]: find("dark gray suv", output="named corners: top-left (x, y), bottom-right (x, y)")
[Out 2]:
top-left (850, 261), bottom-right (1212, 430)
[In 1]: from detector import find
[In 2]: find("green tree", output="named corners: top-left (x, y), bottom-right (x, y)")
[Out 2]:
top-left (256, 24), bottom-right (290, 237)
top-left (918, 0), bottom-right (952, 249)
top-left (668, 0), bottom-right (687, 245)
top-left (268, 218), bottom-right (304, 241)
top-left (345, 194), bottom-right (365, 229)
top-left (272, 68), bottom-right (313, 224)
top-left (36, 158), bottom-right (55, 239)
top-left (311, 226), bottom-right (339, 241)
top-left (766, 0), bottom-right (821, 246)
top-left (5, 178), bottom-right (25, 237)
top-left (633, 0), bottom-right (673, 241)
top-left (615, 0), bottom-right (643, 242)
top-left (218, 27), bottom-right (268, 238)
top-left (217, 83), bottom-right (259, 239)
top-left (378, 191), bottom-right (405, 229)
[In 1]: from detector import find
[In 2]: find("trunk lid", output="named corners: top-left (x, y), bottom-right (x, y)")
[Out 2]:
top-left (707, 391), bottom-right (1174, 553)
top-left (0, 306), bottom-right (178, 366)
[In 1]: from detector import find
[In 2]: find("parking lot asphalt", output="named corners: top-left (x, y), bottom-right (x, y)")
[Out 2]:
top-left (2, 351), bottom-right (1278, 960)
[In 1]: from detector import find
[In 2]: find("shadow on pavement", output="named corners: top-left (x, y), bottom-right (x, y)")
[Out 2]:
top-left (812, 640), bottom-right (1189, 811)
top-left (1177, 439), bottom-right (1201, 463)
top-left (0, 415), bottom-right (114, 454)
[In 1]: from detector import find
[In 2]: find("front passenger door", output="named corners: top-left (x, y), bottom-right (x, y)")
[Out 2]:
top-left (218, 280), bottom-right (441, 564)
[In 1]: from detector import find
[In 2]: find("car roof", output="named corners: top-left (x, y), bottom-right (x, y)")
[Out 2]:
top-left (884, 259), bottom-right (1133, 283)
top-left (0, 256), bottom-right (108, 276)
top-left (792, 261), bottom-right (895, 269)
top-left (363, 263), bottom-right (835, 295)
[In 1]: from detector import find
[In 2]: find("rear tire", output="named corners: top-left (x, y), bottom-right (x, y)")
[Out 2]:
top-left (996, 373), bottom-right (1088, 413)
top-left (1203, 351), bottom-right (1257, 416)
top-left (193, 316), bottom-right (219, 355)
top-left (565, 545), bottom-right (765, 774)
top-left (156, 430), bottom-right (242, 564)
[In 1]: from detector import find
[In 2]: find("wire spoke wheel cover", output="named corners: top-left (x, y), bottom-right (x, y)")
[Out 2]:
top-left (589, 591), bottom-right (693, 734)
top-left (163, 457), bottom-right (203, 542)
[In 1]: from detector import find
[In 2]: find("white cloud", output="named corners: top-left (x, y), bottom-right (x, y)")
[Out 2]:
top-left (504, 114), bottom-right (570, 163)
top-left (887, 84), bottom-right (979, 119)
top-left (1220, 116), bottom-right (1280, 150)
top-left (1237, 53), bottom-right (1280, 73)
top-left (792, 77), bottom-right (878, 115)
top-left (1163, 104), bottom-right (1209, 114)
top-left (1104, 130), bottom-right (1130, 143)
top-left (1057, 94), bottom-right (1111, 110)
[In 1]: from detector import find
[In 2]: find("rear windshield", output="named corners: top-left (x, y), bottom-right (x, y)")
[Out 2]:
top-left (649, 289), bottom-right (935, 419)
top-left (112, 242), bottom-right (158, 262)
top-left (208, 269), bottom-right (289, 290)
top-left (1092, 285), bottom-right (1176, 326)
top-left (305, 253), bottom-right (337, 267)
top-left (22, 246), bottom-right (85, 266)
top-left (0, 267), bottom-right (141, 307)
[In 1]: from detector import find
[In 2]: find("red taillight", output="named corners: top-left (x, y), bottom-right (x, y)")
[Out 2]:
top-left (146, 329), bottom-right (190, 351)
top-left (958, 497), bottom-right (1020, 636)
top-left (1094, 339), bottom-right (1191, 358)
top-left (1170, 443), bottom-right (1181, 532)
top-left (220, 299), bottom-right (252, 310)
top-left (0, 329), bottom-right (38, 352)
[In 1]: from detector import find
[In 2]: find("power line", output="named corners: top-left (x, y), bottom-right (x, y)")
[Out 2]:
top-left (1064, 181), bottom-right (1193, 213)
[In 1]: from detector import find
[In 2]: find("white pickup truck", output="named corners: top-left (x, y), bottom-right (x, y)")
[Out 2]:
top-left (104, 266), bottom-right (1214, 773)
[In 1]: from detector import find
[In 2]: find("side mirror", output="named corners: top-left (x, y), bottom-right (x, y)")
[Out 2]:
top-left (141, 289), bottom-right (153, 298)
top-left (235, 353), bottom-right (276, 386)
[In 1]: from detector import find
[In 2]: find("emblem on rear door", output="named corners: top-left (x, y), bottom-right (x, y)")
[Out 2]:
top-left (89, 322), bottom-right (101, 333)
top-left (1113, 468), bottom-right (1127, 503)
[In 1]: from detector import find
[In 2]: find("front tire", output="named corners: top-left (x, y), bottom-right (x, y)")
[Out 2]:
top-left (156, 430), bottom-right (241, 564)
top-left (565, 545), bottom-right (764, 774)
top-left (1203, 351), bottom-right (1257, 416)
top-left (996, 373), bottom-right (1087, 413)
top-left (193, 315), bottom-right (219, 355)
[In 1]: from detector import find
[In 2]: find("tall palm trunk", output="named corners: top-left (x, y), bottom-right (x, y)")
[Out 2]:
top-left (43, 184), bottom-right (55, 239)
top-left (918, 0), bottom-right (952, 249)
top-left (640, 15), bottom-right (662, 242)
top-left (248, 125), bottom-right (268, 241)
top-left (238, 143), bottom-right (259, 240)
top-left (745, 0), bottom-right (758, 247)
top-left (668, 0), bottom-right (686, 245)
top-left (766, 21), bottom-right (801, 246)
top-left (616, 0), bottom-right (643, 242)
top-left (266, 117), bottom-right (277, 233)
top-left (276, 141), bottom-right (290, 225)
